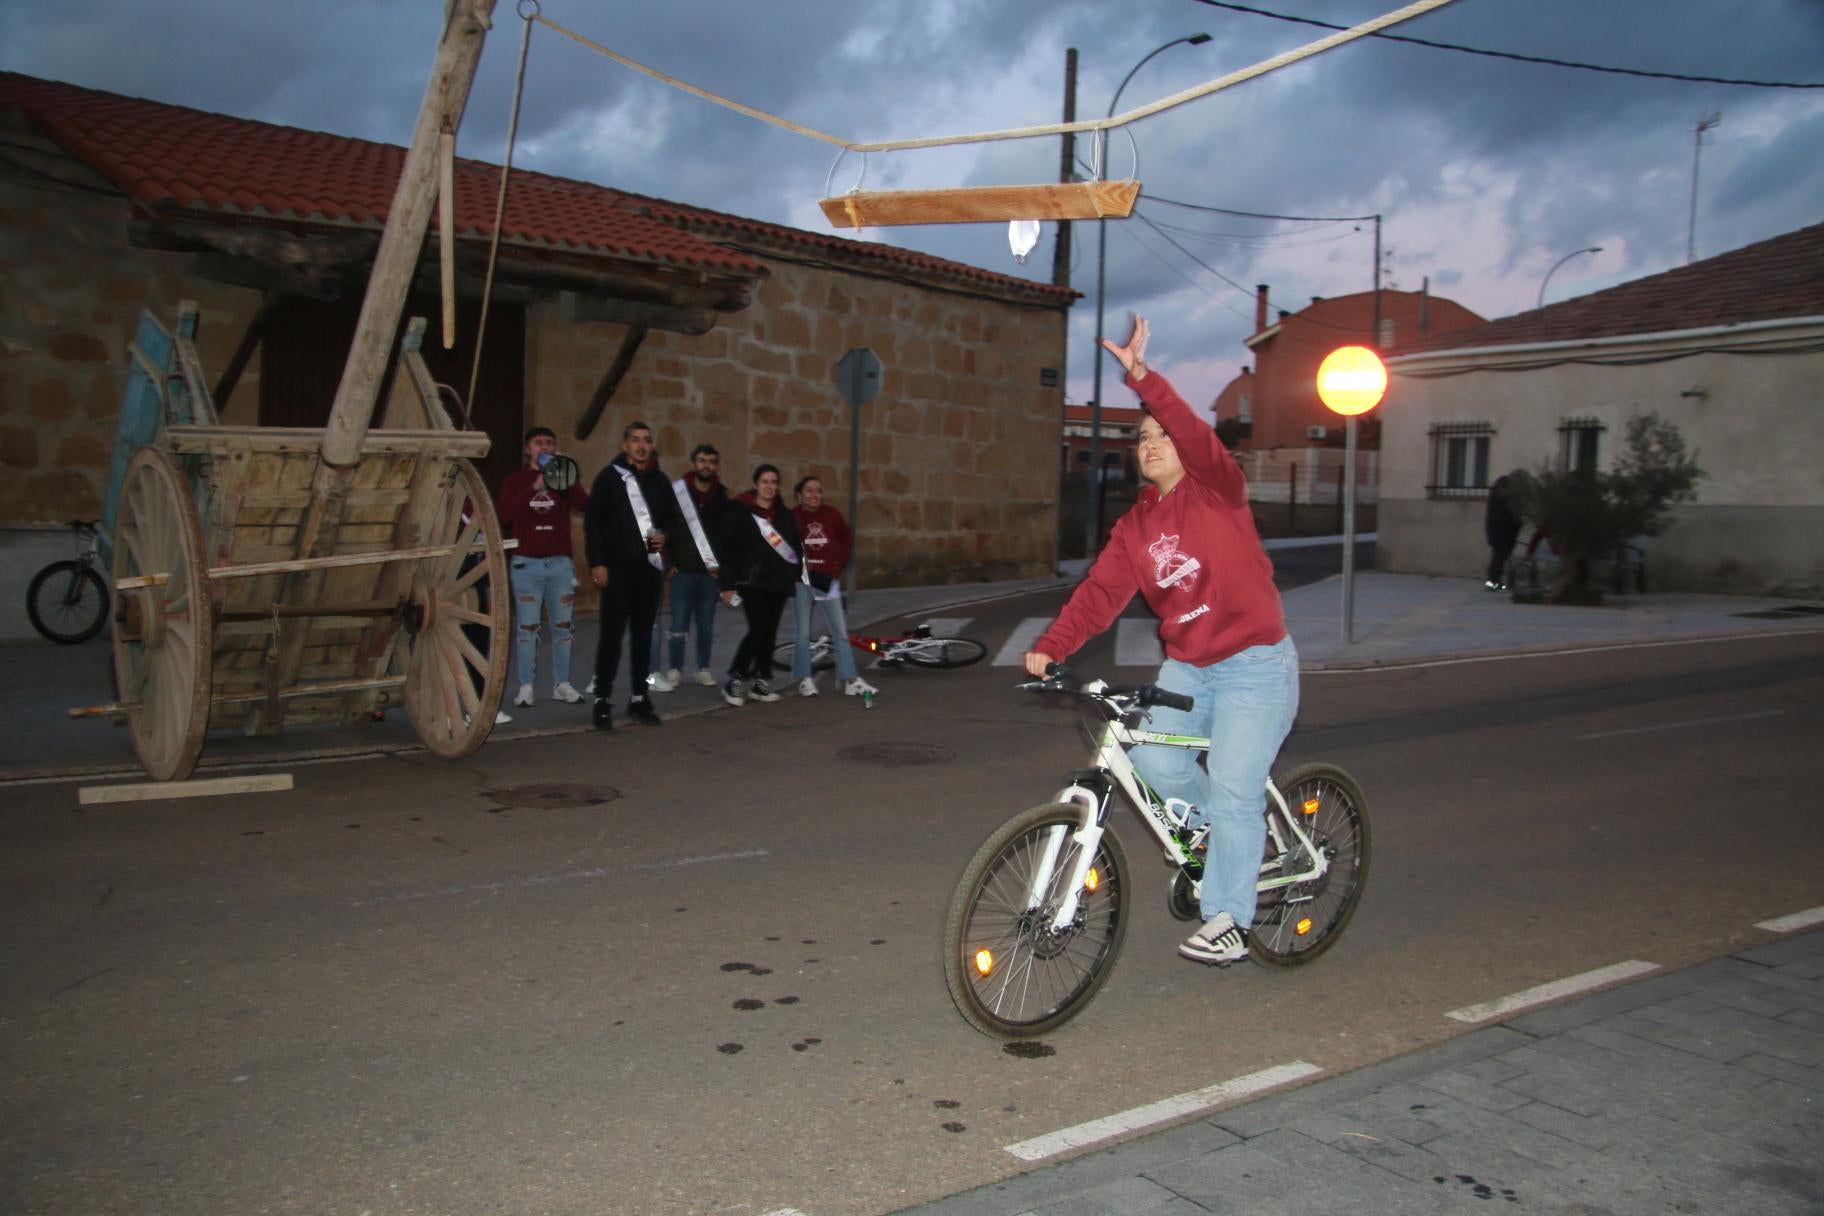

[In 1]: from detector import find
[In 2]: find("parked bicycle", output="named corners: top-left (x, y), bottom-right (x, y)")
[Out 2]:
top-left (942, 666), bottom-right (1371, 1038)
top-left (774, 622), bottom-right (987, 672)
top-left (26, 519), bottom-right (110, 644)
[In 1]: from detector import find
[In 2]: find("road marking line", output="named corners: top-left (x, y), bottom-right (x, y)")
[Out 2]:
top-left (993, 617), bottom-right (1051, 666)
top-left (1575, 709), bottom-right (1783, 740)
top-left (1115, 618), bottom-right (1165, 668)
top-left (1755, 905), bottom-right (1824, 933)
top-left (350, 849), bottom-right (770, 907)
top-left (1445, 960), bottom-right (1659, 1023)
top-left (917, 617), bottom-right (973, 637)
top-left (1302, 628), bottom-right (1824, 675)
top-left (759, 1209), bottom-right (811, 1216)
top-left (1002, 1060), bottom-right (1323, 1161)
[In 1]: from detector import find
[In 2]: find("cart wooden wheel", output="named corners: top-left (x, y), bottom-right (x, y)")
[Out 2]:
top-left (397, 459), bottom-right (509, 757)
top-left (110, 446), bottom-right (214, 782)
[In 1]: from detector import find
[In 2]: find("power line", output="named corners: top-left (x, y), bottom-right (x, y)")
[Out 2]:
top-left (1189, 1), bottom-right (1824, 89)
top-left (1144, 192), bottom-right (1377, 223)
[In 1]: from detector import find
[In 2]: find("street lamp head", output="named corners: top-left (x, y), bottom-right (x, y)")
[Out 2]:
top-left (1187, 33), bottom-right (1213, 45)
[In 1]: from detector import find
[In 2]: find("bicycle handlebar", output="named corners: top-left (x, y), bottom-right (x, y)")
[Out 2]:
top-left (1020, 663), bottom-right (1195, 713)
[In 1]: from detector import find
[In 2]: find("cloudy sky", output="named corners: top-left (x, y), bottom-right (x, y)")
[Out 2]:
top-left (5, 0), bottom-right (1821, 409)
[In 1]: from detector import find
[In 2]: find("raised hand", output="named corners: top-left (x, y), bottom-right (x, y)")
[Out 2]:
top-left (1099, 314), bottom-right (1150, 377)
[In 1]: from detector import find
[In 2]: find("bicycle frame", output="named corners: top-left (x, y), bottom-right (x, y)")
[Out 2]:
top-left (1030, 679), bottom-right (1330, 933)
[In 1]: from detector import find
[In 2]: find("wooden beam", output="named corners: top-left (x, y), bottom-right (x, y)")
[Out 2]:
top-left (571, 295), bottom-right (719, 336)
top-left (819, 180), bottom-right (1141, 229)
top-left (77, 773), bottom-right (295, 805)
top-left (573, 325), bottom-right (648, 442)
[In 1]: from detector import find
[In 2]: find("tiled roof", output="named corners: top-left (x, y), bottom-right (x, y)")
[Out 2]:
top-left (1397, 220), bottom-right (1824, 356)
top-left (0, 72), bottom-right (764, 278)
top-left (1, 71), bottom-right (1077, 303)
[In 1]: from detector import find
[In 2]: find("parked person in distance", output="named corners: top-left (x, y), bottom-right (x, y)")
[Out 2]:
top-left (789, 474), bottom-right (876, 701)
top-left (650, 443), bottom-right (729, 692)
top-left (496, 426), bottom-right (588, 707)
top-left (1023, 315), bottom-right (1298, 970)
top-left (716, 463), bottom-right (801, 707)
top-left (1484, 471), bottom-right (1523, 591)
top-left (585, 420), bottom-right (676, 731)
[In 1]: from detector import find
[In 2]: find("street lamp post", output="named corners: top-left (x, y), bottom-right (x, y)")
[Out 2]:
top-left (1537, 246), bottom-right (1603, 309)
top-left (1087, 32), bottom-right (1210, 553)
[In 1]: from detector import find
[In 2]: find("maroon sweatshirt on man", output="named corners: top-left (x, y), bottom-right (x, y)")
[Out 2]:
top-left (496, 468), bottom-right (587, 559)
top-left (1034, 370), bottom-right (1284, 668)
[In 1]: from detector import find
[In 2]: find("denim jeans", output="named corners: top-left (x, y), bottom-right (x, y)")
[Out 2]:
top-left (659, 570), bottom-right (720, 672)
top-left (509, 554), bottom-right (576, 688)
top-left (1128, 636), bottom-right (1300, 928)
top-left (791, 582), bottom-right (858, 681)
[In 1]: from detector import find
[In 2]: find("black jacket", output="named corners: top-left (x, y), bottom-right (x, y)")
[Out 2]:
top-left (1484, 475), bottom-right (1522, 548)
top-left (585, 455), bottom-right (679, 566)
top-left (716, 492), bottom-right (803, 595)
top-left (666, 476), bottom-right (729, 576)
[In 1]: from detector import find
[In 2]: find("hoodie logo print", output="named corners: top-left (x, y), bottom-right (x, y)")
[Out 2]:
top-left (1149, 533), bottom-right (1202, 594)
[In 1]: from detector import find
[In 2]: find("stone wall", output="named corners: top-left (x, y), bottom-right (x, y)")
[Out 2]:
top-left (528, 258), bottom-right (1067, 592)
top-left (0, 130), bottom-right (264, 527)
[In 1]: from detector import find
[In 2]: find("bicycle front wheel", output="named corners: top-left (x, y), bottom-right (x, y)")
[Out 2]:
top-left (771, 637), bottom-right (835, 672)
top-left (1249, 763), bottom-right (1371, 967)
top-left (943, 803), bottom-right (1129, 1038)
top-left (28, 560), bottom-right (109, 644)
top-left (903, 636), bottom-right (987, 669)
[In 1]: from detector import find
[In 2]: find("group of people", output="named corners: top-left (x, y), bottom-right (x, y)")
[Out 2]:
top-left (494, 421), bottom-right (877, 734)
top-left (497, 313), bottom-right (1301, 972)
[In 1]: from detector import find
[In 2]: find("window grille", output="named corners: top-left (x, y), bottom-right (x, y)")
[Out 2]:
top-left (1558, 416), bottom-right (1604, 476)
top-left (1426, 422), bottom-right (1493, 499)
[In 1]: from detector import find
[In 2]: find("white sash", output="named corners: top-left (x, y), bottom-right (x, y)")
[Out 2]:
top-left (614, 465), bottom-right (665, 571)
top-left (751, 511), bottom-right (799, 565)
top-left (671, 477), bottom-right (719, 572)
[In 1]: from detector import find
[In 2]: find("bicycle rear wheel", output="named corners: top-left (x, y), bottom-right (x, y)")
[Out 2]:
top-left (943, 803), bottom-right (1129, 1038)
top-left (902, 636), bottom-right (987, 668)
top-left (771, 636), bottom-right (835, 672)
top-left (27, 560), bottom-right (109, 644)
top-left (1249, 763), bottom-right (1371, 967)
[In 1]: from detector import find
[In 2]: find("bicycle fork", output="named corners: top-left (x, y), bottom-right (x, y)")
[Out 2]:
top-left (1025, 780), bottom-right (1109, 934)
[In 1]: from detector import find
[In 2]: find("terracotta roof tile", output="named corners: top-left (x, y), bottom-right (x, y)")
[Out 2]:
top-left (1399, 220), bottom-right (1824, 356)
top-left (1, 71), bottom-right (1074, 303)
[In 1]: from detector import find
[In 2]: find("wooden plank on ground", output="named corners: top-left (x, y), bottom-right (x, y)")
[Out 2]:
top-left (78, 772), bottom-right (295, 805)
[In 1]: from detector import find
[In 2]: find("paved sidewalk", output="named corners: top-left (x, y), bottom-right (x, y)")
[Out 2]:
top-left (892, 927), bottom-right (1824, 1215)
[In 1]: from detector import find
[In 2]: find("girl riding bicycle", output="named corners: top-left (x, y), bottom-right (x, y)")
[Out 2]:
top-left (1024, 316), bottom-right (1298, 967)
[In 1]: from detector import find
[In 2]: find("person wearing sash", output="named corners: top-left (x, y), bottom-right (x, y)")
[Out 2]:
top-left (715, 463), bottom-right (802, 707)
top-left (649, 443), bottom-right (728, 692)
top-left (789, 475), bottom-right (877, 700)
top-left (497, 426), bottom-right (589, 709)
top-left (584, 420), bottom-right (678, 730)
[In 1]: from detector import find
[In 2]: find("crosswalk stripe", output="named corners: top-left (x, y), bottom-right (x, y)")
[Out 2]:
top-left (993, 617), bottom-right (1051, 666)
top-left (1115, 618), bottom-right (1164, 668)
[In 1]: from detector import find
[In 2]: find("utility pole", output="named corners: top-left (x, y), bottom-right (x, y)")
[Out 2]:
top-left (1053, 49), bottom-right (1076, 290)
top-left (1688, 111), bottom-right (1721, 264)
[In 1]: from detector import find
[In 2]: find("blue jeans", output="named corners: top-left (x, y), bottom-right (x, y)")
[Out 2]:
top-left (792, 583), bottom-right (858, 681)
top-left (656, 570), bottom-right (719, 672)
top-left (1129, 636), bottom-right (1300, 928)
top-left (509, 554), bottom-right (576, 688)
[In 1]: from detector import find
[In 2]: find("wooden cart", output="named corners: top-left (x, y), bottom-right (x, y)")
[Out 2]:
top-left (85, 1), bottom-right (508, 782)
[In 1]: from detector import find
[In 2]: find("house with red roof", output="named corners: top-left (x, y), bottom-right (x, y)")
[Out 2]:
top-left (0, 71), bottom-right (1075, 591)
top-left (1381, 221), bottom-right (1824, 596)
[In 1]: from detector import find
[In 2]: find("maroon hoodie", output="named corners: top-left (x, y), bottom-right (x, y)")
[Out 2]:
top-left (792, 503), bottom-right (851, 578)
top-left (1035, 370), bottom-right (1284, 667)
top-left (497, 467), bottom-right (587, 559)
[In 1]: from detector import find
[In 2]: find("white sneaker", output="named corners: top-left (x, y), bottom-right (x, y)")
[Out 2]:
top-left (552, 681), bottom-right (583, 704)
top-left (584, 676), bottom-right (597, 696)
top-left (694, 669), bottom-right (717, 687)
top-left (798, 678), bottom-right (819, 697)
top-left (494, 709), bottom-right (514, 725)
top-left (513, 683), bottom-right (534, 707)
top-left (649, 668), bottom-right (680, 694)
top-left (844, 677), bottom-right (878, 697)
top-left (1179, 911), bottom-right (1249, 966)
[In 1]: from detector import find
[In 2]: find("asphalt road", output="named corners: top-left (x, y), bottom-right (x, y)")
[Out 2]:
top-left (4, 588), bottom-right (1821, 1216)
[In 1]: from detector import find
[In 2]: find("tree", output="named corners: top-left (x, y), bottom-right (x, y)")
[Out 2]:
top-left (1510, 412), bottom-right (1704, 604)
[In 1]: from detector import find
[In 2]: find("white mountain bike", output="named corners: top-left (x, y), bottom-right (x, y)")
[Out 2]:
top-left (943, 667), bottom-right (1371, 1039)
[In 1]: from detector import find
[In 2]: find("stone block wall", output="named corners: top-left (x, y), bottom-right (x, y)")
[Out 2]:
top-left (528, 259), bottom-right (1067, 592)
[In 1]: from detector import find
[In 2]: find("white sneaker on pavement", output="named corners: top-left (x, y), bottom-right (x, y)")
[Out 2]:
top-left (1179, 911), bottom-right (1249, 965)
top-left (552, 681), bottom-right (583, 703)
top-left (513, 683), bottom-right (534, 707)
top-left (650, 670), bottom-right (677, 693)
top-left (494, 709), bottom-right (513, 725)
top-left (798, 678), bottom-right (819, 697)
top-left (694, 669), bottom-right (717, 687)
top-left (844, 676), bottom-right (878, 697)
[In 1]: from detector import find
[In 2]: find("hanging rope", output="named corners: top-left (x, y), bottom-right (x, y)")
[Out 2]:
top-left (531, 0), bottom-right (1459, 155)
top-left (464, 0), bottom-right (537, 423)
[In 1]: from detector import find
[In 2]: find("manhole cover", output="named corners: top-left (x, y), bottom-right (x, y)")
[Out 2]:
top-left (836, 742), bottom-right (957, 768)
top-left (486, 783), bottom-right (620, 809)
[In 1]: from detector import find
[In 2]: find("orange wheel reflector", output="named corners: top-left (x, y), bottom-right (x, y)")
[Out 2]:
top-left (1302, 798), bottom-right (1320, 816)
top-left (1084, 867), bottom-right (1100, 892)
top-left (974, 948), bottom-right (994, 976)
top-left (1295, 917), bottom-right (1314, 936)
